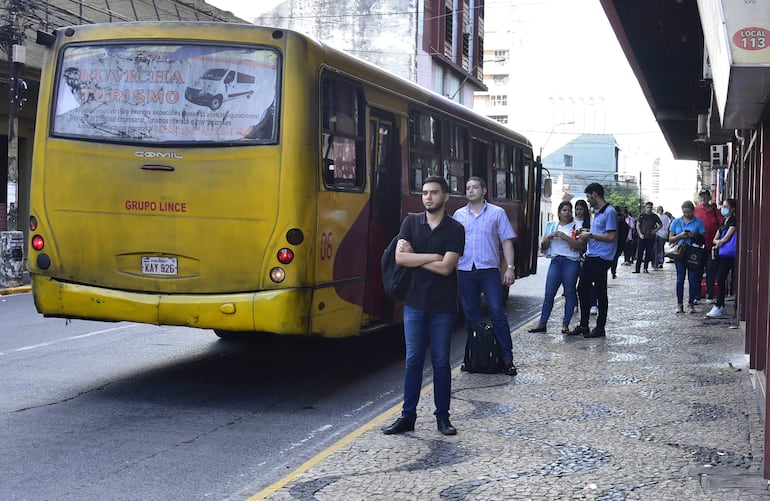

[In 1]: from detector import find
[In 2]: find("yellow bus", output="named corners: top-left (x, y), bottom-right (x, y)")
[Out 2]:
top-left (28, 22), bottom-right (539, 338)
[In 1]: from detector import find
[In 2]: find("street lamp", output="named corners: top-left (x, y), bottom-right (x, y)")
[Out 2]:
top-left (538, 121), bottom-right (574, 161)
top-left (449, 56), bottom-right (506, 101)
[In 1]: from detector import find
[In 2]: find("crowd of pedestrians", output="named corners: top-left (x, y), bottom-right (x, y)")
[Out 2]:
top-left (383, 177), bottom-right (736, 437)
top-left (530, 186), bottom-right (736, 326)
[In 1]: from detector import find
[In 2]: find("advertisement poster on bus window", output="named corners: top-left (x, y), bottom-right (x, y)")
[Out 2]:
top-left (53, 44), bottom-right (279, 143)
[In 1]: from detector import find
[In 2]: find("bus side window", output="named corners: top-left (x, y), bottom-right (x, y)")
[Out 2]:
top-left (322, 76), bottom-right (365, 191)
top-left (408, 107), bottom-right (441, 193)
top-left (443, 120), bottom-right (469, 195)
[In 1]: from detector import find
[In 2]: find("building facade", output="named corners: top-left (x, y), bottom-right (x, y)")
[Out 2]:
top-left (254, 0), bottom-right (487, 105)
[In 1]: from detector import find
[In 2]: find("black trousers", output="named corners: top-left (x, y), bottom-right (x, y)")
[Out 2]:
top-left (635, 237), bottom-right (655, 271)
top-left (577, 257), bottom-right (612, 329)
top-left (716, 257), bottom-right (734, 307)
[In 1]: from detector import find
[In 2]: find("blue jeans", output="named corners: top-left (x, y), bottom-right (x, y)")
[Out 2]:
top-left (401, 305), bottom-right (455, 419)
top-left (539, 256), bottom-right (580, 327)
top-left (458, 268), bottom-right (513, 361)
top-left (675, 259), bottom-right (700, 305)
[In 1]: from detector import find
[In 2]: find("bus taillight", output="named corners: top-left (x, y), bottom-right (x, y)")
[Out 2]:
top-left (32, 235), bottom-right (45, 251)
top-left (277, 248), bottom-right (294, 264)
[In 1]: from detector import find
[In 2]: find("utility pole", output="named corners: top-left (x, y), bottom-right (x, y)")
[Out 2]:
top-left (1, 0), bottom-right (25, 287)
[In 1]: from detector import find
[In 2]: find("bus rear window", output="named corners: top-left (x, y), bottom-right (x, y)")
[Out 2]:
top-left (52, 43), bottom-right (279, 144)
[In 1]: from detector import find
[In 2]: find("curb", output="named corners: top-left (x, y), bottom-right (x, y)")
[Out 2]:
top-left (0, 285), bottom-right (32, 296)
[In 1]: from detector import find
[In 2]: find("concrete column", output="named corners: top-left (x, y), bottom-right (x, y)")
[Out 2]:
top-left (0, 230), bottom-right (24, 287)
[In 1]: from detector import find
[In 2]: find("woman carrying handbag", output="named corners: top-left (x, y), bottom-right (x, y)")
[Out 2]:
top-left (707, 198), bottom-right (737, 318)
top-left (668, 200), bottom-right (706, 314)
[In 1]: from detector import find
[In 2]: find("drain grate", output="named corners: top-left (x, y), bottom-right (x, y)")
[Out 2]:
top-left (699, 470), bottom-right (770, 491)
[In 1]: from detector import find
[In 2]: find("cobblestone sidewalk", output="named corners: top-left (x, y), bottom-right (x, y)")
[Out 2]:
top-left (263, 264), bottom-right (768, 500)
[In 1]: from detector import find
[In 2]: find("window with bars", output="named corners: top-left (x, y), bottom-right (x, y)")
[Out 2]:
top-left (489, 115), bottom-right (508, 124)
top-left (490, 95), bottom-right (507, 106)
top-left (444, 6), bottom-right (453, 55)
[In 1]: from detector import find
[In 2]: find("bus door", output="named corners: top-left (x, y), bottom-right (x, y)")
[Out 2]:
top-left (363, 111), bottom-right (401, 320)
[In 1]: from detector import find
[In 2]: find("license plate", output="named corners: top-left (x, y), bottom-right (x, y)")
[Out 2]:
top-left (141, 256), bottom-right (178, 276)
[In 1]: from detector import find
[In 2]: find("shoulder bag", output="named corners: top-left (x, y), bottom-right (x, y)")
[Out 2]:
top-left (719, 228), bottom-right (737, 258)
top-left (664, 241), bottom-right (685, 260)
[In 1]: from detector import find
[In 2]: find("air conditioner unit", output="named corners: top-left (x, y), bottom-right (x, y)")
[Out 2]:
top-left (710, 144), bottom-right (726, 167)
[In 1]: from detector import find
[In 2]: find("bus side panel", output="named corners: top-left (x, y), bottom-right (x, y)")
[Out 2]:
top-left (311, 191), bottom-right (369, 337)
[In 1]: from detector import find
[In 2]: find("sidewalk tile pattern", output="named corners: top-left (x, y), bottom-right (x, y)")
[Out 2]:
top-left (265, 264), bottom-right (768, 500)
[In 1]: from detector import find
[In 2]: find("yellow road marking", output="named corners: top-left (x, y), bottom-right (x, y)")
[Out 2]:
top-left (249, 365), bottom-right (465, 500)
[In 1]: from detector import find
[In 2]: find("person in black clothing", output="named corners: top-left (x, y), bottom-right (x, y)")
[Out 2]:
top-left (382, 176), bottom-right (465, 436)
top-left (633, 202), bottom-right (662, 273)
top-left (610, 206), bottom-right (629, 279)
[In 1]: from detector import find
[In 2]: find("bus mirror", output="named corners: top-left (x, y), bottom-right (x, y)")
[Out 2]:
top-left (543, 178), bottom-right (552, 197)
top-left (37, 30), bottom-right (57, 47)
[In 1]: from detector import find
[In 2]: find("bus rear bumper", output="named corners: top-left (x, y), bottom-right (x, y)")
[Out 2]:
top-left (31, 275), bottom-right (311, 334)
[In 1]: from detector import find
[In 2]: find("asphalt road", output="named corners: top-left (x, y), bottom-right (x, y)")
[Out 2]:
top-left (0, 263), bottom-right (546, 500)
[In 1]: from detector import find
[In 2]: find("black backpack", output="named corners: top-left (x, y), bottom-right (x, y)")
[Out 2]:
top-left (380, 235), bottom-right (410, 301)
top-left (461, 321), bottom-right (504, 374)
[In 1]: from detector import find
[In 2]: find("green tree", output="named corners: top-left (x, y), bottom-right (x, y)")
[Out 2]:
top-left (605, 184), bottom-right (640, 217)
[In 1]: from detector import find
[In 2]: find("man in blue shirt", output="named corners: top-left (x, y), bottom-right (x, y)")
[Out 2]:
top-left (568, 183), bottom-right (617, 338)
top-left (383, 176), bottom-right (465, 436)
top-left (453, 176), bottom-right (518, 376)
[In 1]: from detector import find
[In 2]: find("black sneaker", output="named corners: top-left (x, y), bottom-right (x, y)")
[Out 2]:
top-left (503, 360), bottom-right (518, 376)
top-left (584, 327), bottom-right (606, 338)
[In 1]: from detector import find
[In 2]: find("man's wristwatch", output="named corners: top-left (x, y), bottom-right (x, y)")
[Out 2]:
top-left (506, 265), bottom-right (514, 270)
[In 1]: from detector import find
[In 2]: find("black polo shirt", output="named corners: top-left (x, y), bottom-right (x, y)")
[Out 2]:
top-left (399, 212), bottom-right (465, 314)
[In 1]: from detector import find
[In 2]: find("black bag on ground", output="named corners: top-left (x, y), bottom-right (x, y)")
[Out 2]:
top-left (381, 235), bottom-right (410, 301)
top-left (461, 321), bottom-right (503, 374)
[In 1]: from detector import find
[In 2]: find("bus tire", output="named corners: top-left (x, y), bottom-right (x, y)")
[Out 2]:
top-left (213, 329), bottom-right (249, 340)
top-left (209, 95), bottom-right (223, 110)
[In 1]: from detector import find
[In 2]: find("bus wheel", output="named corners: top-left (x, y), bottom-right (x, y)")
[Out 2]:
top-left (209, 95), bottom-right (223, 110)
top-left (214, 329), bottom-right (248, 340)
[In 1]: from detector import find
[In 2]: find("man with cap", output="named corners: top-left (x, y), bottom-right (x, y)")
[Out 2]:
top-left (694, 188), bottom-right (723, 302)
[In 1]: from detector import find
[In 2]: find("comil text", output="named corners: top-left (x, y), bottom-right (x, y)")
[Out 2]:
top-left (125, 200), bottom-right (188, 213)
